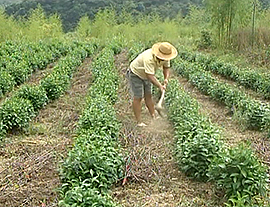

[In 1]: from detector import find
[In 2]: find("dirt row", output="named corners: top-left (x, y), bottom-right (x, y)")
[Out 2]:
top-left (0, 58), bottom-right (92, 207)
top-left (112, 51), bottom-right (224, 207)
top-left (0, 49), bottom-right (268, 207)
top-left (112, 50), bottom-right (269, 206)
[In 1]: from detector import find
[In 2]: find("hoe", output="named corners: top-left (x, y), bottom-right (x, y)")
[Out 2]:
top-left (155, 89), bottom-right (165, 117)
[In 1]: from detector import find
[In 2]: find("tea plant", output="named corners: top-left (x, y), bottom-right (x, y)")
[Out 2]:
top-left (0, 97), bottom-right (35, 132)
top-left (166, 79), bottom-right (223, 180)
top-left (14, 84), bottom-right (48, 111)
top-left (78, 95), bottom-right (120, 139)
top-left (60, 135), bottom-right (124, 193)
top-left (59, 47), bottom-right (123, 206)
top-left (208, 143), bottom-right (268, 206)
top-left (174, 58), bottom-right (270, 131)
top-left (179, 50), bottom-right (270, 99)
top-left (0, 70), bottom-right (15, 97)
top-left (59, 183), bottom-right (120, 207)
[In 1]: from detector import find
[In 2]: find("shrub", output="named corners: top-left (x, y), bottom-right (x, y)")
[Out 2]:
top-left (14, 84), bottom-right (48, 111)
top-left (78, 95), bottom-right (120, 138)
top-left (59, 183), bottom-right (120, 207)
top-left (41, 73), bottom-right (70, 100)
top-left (166, 80), bottom-right (223, 180)
top-left (0, 70), bottom-right (15, 97)
top-left (59, 137), bottom-right (124, 193)
top-left (0, 121), bottom-right (6, 140)
top-left (0, 97), bottom-right (35, 131)
top-left (6, 61), bottom-right (33, 85)
top-left (207, 143), bottom-right (268, 205)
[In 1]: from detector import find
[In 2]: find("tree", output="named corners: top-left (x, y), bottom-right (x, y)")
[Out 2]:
top-left (205, 0), bottom-right (254, 47)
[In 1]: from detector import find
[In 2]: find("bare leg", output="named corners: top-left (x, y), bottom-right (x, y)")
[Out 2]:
top-left (144, 93), bottom-right (155, 119)
top-left (132, 97), bottom-right (145, 125)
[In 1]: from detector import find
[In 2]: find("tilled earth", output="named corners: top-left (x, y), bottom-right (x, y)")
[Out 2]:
top-left (0, 58), bottom-right (92, 207)
top-left (112, 50), bottom-right (269, 207)
top-left (0, 50), bottom-right (269, 207)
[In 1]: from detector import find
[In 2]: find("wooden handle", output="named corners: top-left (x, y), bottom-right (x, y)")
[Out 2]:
top-left (156, 90), bottom-right (165, 108)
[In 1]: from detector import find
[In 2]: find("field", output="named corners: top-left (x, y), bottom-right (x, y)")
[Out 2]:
top-left (0, 38), bottom-right (269, 207)
top-left (1, 3), bottom-right (270, 206)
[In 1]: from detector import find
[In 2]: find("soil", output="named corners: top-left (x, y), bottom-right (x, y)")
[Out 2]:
top-left (0, 58), bottom-right (92, 207)
top-left (0, 49), bottom-right (269, 207)
top-left (112, 50), bottom-right (270, 207)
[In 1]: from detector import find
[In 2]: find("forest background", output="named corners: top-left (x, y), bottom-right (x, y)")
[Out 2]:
top-left (0, 1), bottom-right (270, 206)
top-left (1, 0), bottom-right (270, 67)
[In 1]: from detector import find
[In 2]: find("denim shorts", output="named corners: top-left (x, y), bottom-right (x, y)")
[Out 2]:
top-left (126, 69), bottom-right (152, 98)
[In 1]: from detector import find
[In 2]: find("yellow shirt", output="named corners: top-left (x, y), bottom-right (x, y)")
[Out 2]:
top-left (130, 49), bottom-right (170, 80)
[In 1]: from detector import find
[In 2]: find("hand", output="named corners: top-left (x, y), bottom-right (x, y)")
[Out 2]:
top-left (164, 79), bottom-right (168, 86)
top-left (159, 84), bottom-right (166, 92)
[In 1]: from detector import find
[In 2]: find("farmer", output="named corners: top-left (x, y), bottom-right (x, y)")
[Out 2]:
top-left (127, 42), bottom-right (178, 127)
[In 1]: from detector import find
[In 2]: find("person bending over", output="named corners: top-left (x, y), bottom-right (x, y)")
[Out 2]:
top-left (127, 42), bottom-right (178, 127)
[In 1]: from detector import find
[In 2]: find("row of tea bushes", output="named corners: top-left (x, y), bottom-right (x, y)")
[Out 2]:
top-left (174, 58), bottom-right (270, 133)
top-left (166, 79), bottom-right (269, 206)
top-left (59, 48), bottom-right (123, 207)
top-left (178, 50), bottom-right (270, 99)
top-left (0, 40), bottom-right (69, 97)
top-left (0, 42), bottom-right (96, 140)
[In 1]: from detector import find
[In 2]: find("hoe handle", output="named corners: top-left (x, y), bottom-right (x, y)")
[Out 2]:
top-left (156, 89), bottom-right (165, 109)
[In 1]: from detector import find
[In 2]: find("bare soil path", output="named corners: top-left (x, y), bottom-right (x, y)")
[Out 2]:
top-left (0, 58), bottom-right (92, 207)
top-left (113, 51), bottom-right (221, 207)
top-left (113, 50), bottom-right (269, 206)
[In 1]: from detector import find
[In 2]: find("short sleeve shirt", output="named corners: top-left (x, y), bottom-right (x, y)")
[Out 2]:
top-left (130, 49), bottom-right (170, 80)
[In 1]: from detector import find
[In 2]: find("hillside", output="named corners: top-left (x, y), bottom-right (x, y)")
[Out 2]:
top-left (4, 0), bottom-right (203, 32)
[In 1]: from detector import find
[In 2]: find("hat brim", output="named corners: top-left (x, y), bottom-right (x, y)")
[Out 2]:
top-left (152, 42), bottom-right (178, 60)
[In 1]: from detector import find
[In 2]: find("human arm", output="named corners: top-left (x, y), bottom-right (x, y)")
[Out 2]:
top-left (146, 73), bottom-right (165, 91)
top-left (163, 66), bottom-right (170, 86)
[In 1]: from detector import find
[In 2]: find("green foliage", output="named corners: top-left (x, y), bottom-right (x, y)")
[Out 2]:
top-left (75, 15), bottom-right (91, 39)
top-left (0, 70), bottom-right (15, 97)
top-left (197, 30), bottom-right (212, 49)
top-left (14, 84), bottom-right (48, 111)
top-left (128, 41), bottom-right (147, 62)
top-left (180, 50), bottom-right (270, 99)
top-left (175, 55), bottom-right (270, 131)
top-left (5, 60), bottom-right (33, 85)
top-left (205, 0), bottom-right (254, 47)
top-left (60, 134), bottom-right (124, 193)
top-left (41, 72), bottom-right (70, 100)
top-left (0, 97), bottom-right (35, 131)
top-left (78, 96), bottom-right (120, 139)
top-left (0, 9), bottom-right (20, 41)
top-left (0, 120), bottom-right (6, 140)
top-left (23, 5), bottom-right (63, 41)
top-left (4, 0), bottom-right (204, 32)
top-left (59, 47), bottom-right (123, 206)
top-left (90, 49), bottom-right (119, 104)
top-left (106, 36), bottom-right (126, 55)
top-left (59, 184), bottom-right (120, 207)
top-left (208, 143), bottom-right (268, 206)
top-left (166, 79), bottom-right (223, 180)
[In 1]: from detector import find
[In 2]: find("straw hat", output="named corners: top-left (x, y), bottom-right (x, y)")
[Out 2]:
top-left (152, 42), bottom-right (178, 60)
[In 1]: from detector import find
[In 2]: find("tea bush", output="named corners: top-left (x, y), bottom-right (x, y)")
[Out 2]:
top-left (41, 73), bottom-right (70, 100)
top-left (166, 79), bottom-right (223, 180)
top-left (174, 57), bottom-right (270, 131)
top-left (208, 143), bottom-right (268, 206)
top-left (14, 84), bottom-right (48, 111)
top-left (59, 184), bottom-right (120, 207)
top-left (78, 95), bottom-right (120, 139)
top-left (0, 70), bottom-right (15, 97)
top-left (59, 47), bottom-right (123, 206)
top-left (0, 97), bottom-right (35, 131)
top-left (60, 136), bottom-right (124, 193)
top-left (179, 50), bottom-right (270, 99)
top-left (0, 121), bottom-right (6, 140)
